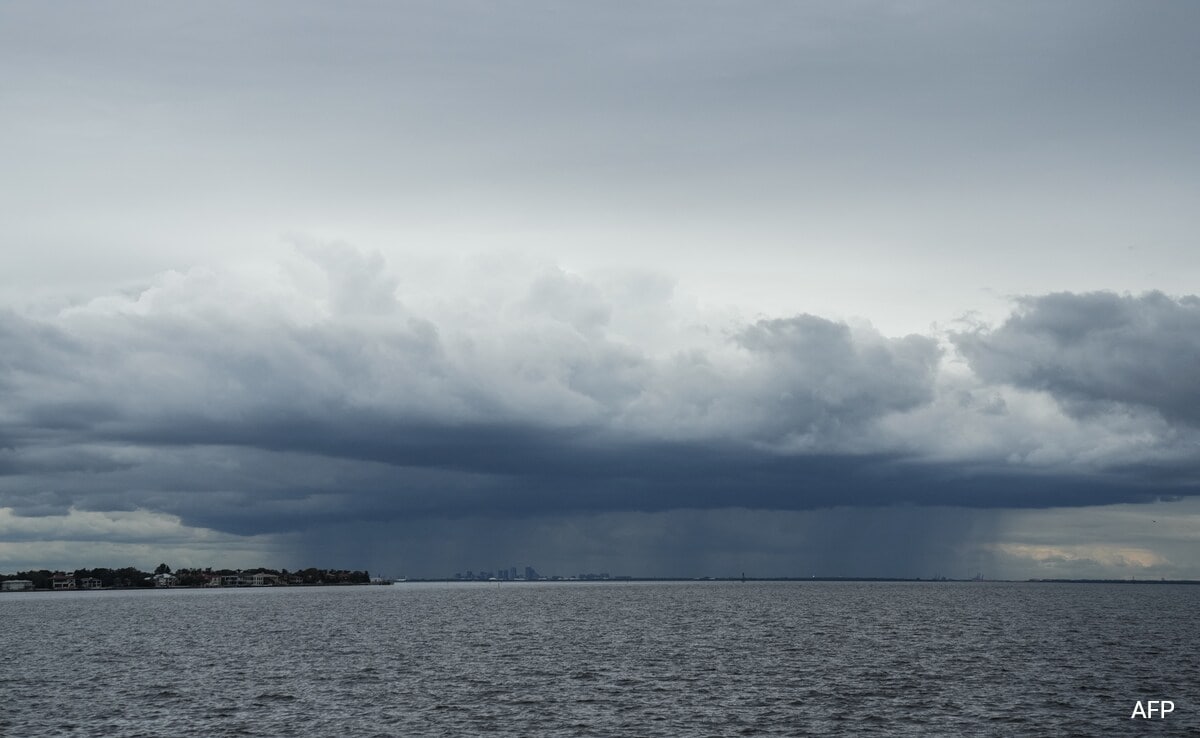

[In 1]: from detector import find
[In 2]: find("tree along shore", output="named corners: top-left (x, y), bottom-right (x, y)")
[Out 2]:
top-left (0, 565), bottom-right (370, 590)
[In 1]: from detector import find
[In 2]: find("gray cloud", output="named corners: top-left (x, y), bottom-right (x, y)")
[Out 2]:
top-left (0, 256), bottom-right (943, 526)
top-left (2, 256), bottom-right (1198, 554)
top-left (734, 316), bottom-right (939, 443)
top-left (954, 291), bottom-right (1200, 424)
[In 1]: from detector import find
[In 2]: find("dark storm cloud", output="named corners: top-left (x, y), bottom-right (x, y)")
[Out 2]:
top-left (736, 316), bottom-right (938, 439)
top-left (2, 268), bottom-right (1198, 541)
top-left (954, 291), bottom-right (1200, 424)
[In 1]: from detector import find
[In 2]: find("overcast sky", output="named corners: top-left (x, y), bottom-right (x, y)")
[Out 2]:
top-left (2, 1), bottom-right (1198, 579)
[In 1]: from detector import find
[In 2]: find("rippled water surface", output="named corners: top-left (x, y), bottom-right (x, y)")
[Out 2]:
top-left (1, 581), bottom-right (1196, 736)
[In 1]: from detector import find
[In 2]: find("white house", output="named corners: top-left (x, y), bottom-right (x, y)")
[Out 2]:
top-left (51, 573), bottom-right (76, 590)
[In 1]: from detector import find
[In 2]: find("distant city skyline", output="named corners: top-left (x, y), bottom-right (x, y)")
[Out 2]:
top-left (2, 2), bottom-right (1199, 580)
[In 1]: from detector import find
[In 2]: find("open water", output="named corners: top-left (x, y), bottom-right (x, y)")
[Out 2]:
top-left (0, 581), bottom-right (1196, 737)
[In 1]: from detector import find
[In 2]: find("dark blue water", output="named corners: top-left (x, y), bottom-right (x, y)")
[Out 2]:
top-left (1, 581), bottom-right (1195, 736)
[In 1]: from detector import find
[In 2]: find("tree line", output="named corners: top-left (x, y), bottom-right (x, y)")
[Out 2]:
top-left (0, 565), bottom-right (371, 589)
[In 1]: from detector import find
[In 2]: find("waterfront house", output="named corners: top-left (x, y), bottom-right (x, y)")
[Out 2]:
top-left (2, 580), bottom-right (34, 592)
top-left (207, 573), bottom-right (244, 587)
top-left (51, 573), bottom-right (76, 590)
top-left (80, 577), bottom-right (103, 589)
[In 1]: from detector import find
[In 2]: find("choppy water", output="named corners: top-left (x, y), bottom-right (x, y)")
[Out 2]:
top-left (1, 581), bottom-right (1196, 736)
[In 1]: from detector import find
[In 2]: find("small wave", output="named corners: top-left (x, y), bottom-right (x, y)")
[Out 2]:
top-left (254, 693), bottom-right (297, 702)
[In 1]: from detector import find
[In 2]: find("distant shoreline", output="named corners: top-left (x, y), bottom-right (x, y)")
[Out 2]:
top-left (0, 581), bottom-right (386, 593)
top-left (404, 576), bottom-right (1200, 585)
top-left (6, 575), bottom-right (1199, 592)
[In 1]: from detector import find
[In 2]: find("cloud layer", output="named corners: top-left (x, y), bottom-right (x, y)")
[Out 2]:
top-left (3, 249), bottom-right (1198, 567)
